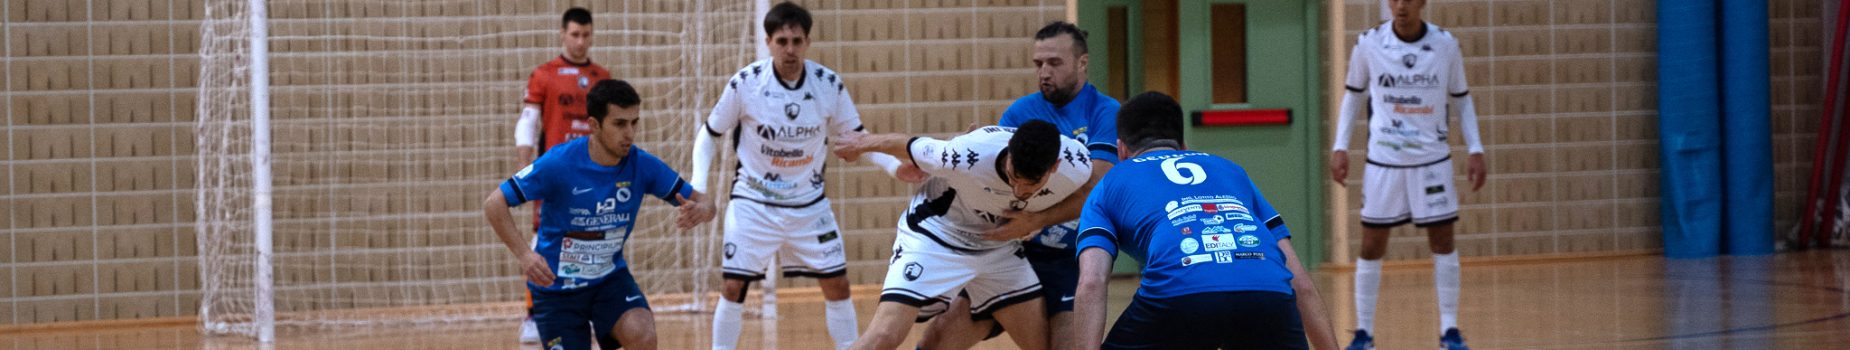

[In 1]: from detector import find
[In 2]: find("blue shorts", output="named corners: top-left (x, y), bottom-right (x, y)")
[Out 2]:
top-left (531, 267), bottom-right (650, 350)
top-left (1103, 291), bottom-right (1307, 350)
top-left (1024, 246), bottom-right (1079, 315)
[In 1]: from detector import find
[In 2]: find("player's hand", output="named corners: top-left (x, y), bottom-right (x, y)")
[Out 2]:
top-left (894, 163), bottom-right (927, 183)
top-left (1468, 153), bottom-right (1487, 192)
top-left (517, 145), bottom-right (537, 165)
top-left (830, 131), bottom-right (871, 161)
top-left (965, 121), bottom-right (986, 133)
top-left (674, 193), bottom-right (716, 229)
top-left (521, 251), bottom-right (555, 287)
top-left (979, 209), bottom-right (1043, 241)
top-left (1328, 150), bottom-right (1349, 186)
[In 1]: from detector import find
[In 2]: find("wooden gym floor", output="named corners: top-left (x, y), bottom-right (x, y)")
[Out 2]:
top-left (1, 250), bottom-right (1846, 349)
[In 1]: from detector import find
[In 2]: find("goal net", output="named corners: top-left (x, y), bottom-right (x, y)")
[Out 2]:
top-left (196, 0), bottom-right (754, 337)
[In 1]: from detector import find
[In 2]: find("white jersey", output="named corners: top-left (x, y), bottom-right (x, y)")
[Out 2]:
top-left (705, 59), bottom-right (863, 207)
top-left (902, 126), bottom-right (1093, 252)
top-left (1338, 21), bottom-right (1482, 166)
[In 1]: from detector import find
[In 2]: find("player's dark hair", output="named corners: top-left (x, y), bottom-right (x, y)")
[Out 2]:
top-left (1117, 91), bottom-right (1185, 153)
top-left (1007, 120), bottom-right (1063, 183)
top-left (562, 7), bottom-right (593, 28)
top-left (764, 2), bottom-right (813, 36)
top-left (586, 79), bottom-right (641, 121)
top-left (1034, 21), bottom-right (1088, 55)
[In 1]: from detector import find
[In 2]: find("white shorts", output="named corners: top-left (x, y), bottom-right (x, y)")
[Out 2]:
top-left (1360, 158), bottom-right (1460, 228)
top-left (881, 228), bottom-right (1042, 321)
top-left (720, 198), bottom-right (847, 280)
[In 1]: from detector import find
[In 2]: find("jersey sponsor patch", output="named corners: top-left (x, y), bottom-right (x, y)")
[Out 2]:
top-left (1181, 253), bottom-right (1214, 266)
top-left (1180, 237), bottom-right (1200, 254)
top-left (1202, 233), bottom-right (1239, 252)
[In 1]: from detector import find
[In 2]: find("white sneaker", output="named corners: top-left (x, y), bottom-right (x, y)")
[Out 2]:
top-left (519, 318), bottom-right (540, 344)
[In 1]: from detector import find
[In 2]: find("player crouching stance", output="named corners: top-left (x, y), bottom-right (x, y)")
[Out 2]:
top-left (832, 120), bottom-right (1094, 350)
top-left (482, 79), bottom-right (716, 350)
top-left (1072, 92), bottom-right (1337, 350)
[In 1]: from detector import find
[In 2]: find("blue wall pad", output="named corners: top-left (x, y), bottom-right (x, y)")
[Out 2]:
top-left (1658, 0), bottom-right (1724, 258)
top-left (1721, 0), bottom-right (1774, 255)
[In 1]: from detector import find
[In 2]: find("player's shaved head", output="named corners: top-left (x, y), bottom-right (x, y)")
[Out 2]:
top-left (764, 2), bottom-right (813, 36)
top-left (562, 7), bottom-right (592, 28)
top-left (586, 79), bottom-right (641, 121)
top-left (1007, 120), bottom-right (1063, 185)
top-left (1117, 91), bottom-right (1185, 154)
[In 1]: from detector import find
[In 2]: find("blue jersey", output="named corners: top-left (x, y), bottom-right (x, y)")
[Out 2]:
top-left (499, 138), bottom-right (692, 291)
top-left (1000, 82), bottom-right (1120, 252)
top-left (1076, 150), bottom-right (1294, 299)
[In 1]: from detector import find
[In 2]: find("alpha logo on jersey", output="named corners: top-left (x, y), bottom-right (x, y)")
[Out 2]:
top-left (903, 262), bottom-right (924, 281)
top-left (754, 124), bottom-right (824, 141)
top-left (1180, 237), bottom-right (1200, 254)
top-left (1203, 234), bottom-right (1238, 252)
top-left (1378, 73), bottom-right (1442, 88)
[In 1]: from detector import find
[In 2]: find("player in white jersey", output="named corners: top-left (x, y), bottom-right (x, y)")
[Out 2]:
top-left (833, 120), bottom-right (1093, 350)
top-left (1329, 1), bottom-right (1487, 349)
top-left (688, 3), bottom-right (913, 350)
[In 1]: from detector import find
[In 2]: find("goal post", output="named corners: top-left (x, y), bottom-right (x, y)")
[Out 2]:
top-left (195, 0), bottom-right (756, 337)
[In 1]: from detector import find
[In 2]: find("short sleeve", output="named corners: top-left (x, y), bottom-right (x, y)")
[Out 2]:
top-left (1343, 35), bottom-right (1371, 93)
top-left (1076, 178), bottom-right (1120, 257)
top-left (1085, 98), bottom-right (1121, 164)
top-left (636, 150), bottom-right (692, 204)
top-left (1447, 42), bottom-right (1471, 97)
top-left (499, 162), bottom-right (552, 207)
top-left (1245, 172), bottom-right (1289, 239)
top-left (906, 136), bottom-right (955, 176)
top-left (828, 80), bottom-right (867, 138)
top-left (522, 70), bottom-right (547, 105)
top-left (705, 71), bottom-right (748, 136)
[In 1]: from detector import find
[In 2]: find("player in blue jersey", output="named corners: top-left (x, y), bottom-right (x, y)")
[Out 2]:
top-left (1072, 92), bottom-right (1336, 350)
top-left (482, 79), bottom-right (717, 350)
top-left (920, 21), bottom-right (1121, 350)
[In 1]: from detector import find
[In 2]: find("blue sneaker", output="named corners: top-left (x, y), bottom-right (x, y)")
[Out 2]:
top-left (1439, 328), bottom-right (1470, 350)
top-left (1346, 330), bottom-right (1374, 350)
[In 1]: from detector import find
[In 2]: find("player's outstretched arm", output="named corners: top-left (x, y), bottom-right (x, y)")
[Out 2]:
top-left (1073, 248), bottom-right (1114, 350)
top-left (830, 132), bottom-right (917, 165)
top-left (482, 190), bottom-right (554, 286)
top-left (672, 191), bottom-right (716, 229)
top-left (1278, 238), bottom-right (1338, 349)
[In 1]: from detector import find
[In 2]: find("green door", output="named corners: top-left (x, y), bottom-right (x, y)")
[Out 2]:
top-left (1081, 0), bottom-right (1325, 267)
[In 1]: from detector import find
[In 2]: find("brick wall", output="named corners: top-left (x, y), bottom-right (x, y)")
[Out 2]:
top-left (1, 0), bottom-right (1064, 325)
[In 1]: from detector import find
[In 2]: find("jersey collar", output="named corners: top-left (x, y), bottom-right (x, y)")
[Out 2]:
top-left (773, 61), bottom-right (808, 91)
top-left (557, 55), bottom-right (595, 67)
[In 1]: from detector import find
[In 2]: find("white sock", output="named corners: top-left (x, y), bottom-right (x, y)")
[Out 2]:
top-left (1434, 252), bottom-right (1461, 332)
top-left (824, 298), bottom-right (859, 350)
top-left (712, 298), bottom-right (745, 350)
top-left (1354, 258), bottom-right (1381, 333)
